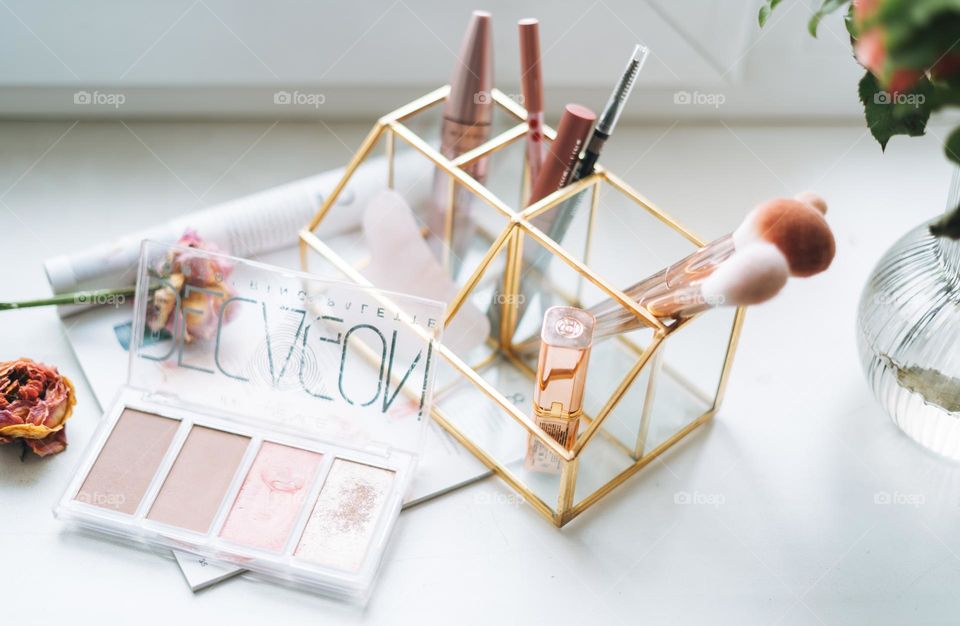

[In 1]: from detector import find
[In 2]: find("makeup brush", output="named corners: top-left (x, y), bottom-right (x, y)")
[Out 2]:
top-left (638, 242), bottom-right (789, 320)
top-left (589, 243), bottom-right (787, 339)
top-left (587, 193), bottom-right (835, 324)
top-left (733, 195), bottom-right (834, 278)
top-left (794, 191), bottom-right (828, 215)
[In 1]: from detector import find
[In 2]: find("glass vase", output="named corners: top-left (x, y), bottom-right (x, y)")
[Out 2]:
top-left (858, 219), bottom-right (960, 459)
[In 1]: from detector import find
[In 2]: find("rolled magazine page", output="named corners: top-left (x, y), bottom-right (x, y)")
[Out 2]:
top-left (45, 151), bottom-right (430, 316)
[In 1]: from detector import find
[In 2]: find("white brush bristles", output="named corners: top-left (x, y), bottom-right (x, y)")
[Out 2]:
top-left (699, 242), bottom-right (789, 307)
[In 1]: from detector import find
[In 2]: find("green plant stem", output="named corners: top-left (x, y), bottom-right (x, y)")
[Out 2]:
top-left (0, 286), bottom-right (139, 311)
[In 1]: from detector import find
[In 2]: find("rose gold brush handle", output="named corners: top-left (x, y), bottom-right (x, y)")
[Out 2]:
top-left (595, 240), bottom-right (793, 335)
top-left (591, 287), bottom-right (694, 337)
top-left (588, 235), bottom-right (735, 332)
top-left (642, 285), bottom-right (712, 319)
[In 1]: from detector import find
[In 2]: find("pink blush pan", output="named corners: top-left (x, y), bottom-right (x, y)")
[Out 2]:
top-left (219, 442), bottom-right (324, 552)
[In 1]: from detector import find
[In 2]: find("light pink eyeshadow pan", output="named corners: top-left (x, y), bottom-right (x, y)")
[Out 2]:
top-left (219, 442), bottom-right (324, 552)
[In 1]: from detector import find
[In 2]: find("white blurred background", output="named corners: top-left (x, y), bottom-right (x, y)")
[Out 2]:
top-left (0, 0), bottom-right (865, 120)
top-left (5, 4), bottom-right (960, 624)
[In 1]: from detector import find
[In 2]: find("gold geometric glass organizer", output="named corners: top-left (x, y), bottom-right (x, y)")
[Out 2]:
top-left (300, 86), bottom-right (745, 527)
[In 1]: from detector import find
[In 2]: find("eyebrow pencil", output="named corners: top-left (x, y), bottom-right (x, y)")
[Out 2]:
top-left (507, 45), bottom-right (648, 329)
top-left (533, 44), bottom-right (648, 246)
top-left (570, 44), bottom-right (648, 183)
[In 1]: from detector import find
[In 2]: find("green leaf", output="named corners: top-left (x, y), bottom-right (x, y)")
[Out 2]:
top-left (808, 0), bottom-right (850, 37)
top-left (880, 0), bottom-right (960, 53)
top-left (759, 5), bottom-right (771, 27)
top-left (884, 14), bottom-right (960, 74)
top-left (859, 71), bottom-right (931, 150)
top-left (927, 73), bottom-right (960, 111)
top-left (944, 125), bottom-right (960, 164)
top-left (758, 0), bottom-right (783, 27)
top-left (930, 203), bottom-right (960, 239)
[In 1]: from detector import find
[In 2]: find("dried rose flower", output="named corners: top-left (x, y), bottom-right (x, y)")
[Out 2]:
top-left (169, 229), bottom-right (234, 287)
top-left (0, 358), bottom-right (76, 457)
top-left (146, 229), bottom-right (235, 343)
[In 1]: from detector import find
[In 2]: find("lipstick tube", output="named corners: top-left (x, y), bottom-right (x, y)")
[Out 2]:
top-left (528, 104), bottom-right (596, 214)
top-left (525, 306), bottom-right (596, 474)
top-left (487, 104), bottom-right (595, 332)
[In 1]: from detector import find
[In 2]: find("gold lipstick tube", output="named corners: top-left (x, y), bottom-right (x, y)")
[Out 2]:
top-left (525, 306), bottom-right (595, 474)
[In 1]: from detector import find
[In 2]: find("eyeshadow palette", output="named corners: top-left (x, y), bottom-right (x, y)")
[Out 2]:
top-left (56, 241), bottom-right (443, 602)
top-left (62, 397), bottom-right (407, 595)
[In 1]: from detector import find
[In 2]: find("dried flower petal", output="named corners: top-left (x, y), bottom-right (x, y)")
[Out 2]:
top-left (146, 274), bottom-right (184, 333)
top-left (168, 229), bottom-right (233, 287)
top-left (25, 429), bottom-right (67, 457)
top-left (0, 358), bottom-right (76, 457)
top-left (180, 280), bottom-right (233, 342)
top-left (148, 230), bottom-right (236, 344)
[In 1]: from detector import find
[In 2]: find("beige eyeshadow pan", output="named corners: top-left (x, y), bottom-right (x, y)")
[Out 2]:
top-left (147, 425), bottom-right (250, 533)
top-left (76, 409), bottom-right (180, 515)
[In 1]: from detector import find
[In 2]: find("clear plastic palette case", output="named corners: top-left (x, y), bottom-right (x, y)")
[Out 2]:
top-left (55, 241), bottom-right (443, 602)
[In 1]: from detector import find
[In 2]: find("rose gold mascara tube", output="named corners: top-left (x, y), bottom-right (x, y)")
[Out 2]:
top-left (429, 10), bottom-right (493, 276)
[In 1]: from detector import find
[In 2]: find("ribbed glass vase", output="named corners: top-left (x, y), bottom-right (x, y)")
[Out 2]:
top-left (858, 220), bottom-right (960, 459)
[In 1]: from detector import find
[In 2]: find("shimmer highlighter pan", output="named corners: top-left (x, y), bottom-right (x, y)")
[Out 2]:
top-left (296, 460), bottom-right (396, 571)
top-left (55, 241), bottom-right (443, 603)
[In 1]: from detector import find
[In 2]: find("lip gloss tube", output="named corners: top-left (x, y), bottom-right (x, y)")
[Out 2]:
top-left (524, 306), bottom-right (596, 474)
top-left (518, 18), bottom-right (545, 190)
top-left (487, 104), bottom-right (595, 332)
